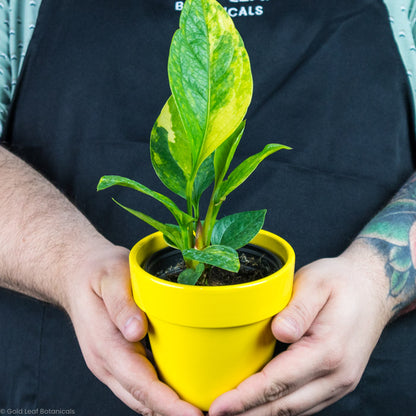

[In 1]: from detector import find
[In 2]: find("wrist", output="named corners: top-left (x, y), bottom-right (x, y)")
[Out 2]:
top-left (61, 238), bottom-right (130, 316)
top-left (339, 239), bottom-right (394, 325)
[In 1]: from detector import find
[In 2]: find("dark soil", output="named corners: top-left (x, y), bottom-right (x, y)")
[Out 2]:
top-left (146, 245), bottom-right (283, 286)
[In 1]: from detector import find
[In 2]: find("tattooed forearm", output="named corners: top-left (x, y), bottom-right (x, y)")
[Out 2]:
top-left (358, 172), bottom-right (416, 314)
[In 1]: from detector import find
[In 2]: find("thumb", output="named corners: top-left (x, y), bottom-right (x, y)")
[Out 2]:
top-left (99, 262), bottom-right (148, 343)
top-left (271, 264), bottom-right (329, 343)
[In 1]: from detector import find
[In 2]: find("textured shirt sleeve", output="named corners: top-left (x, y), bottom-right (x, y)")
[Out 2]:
top-left (383, 0), bottom-right (416, 107)
top-left (0, 0), bottom-right (41, 137)
top-left (0, 1), bottom-right (11, 136)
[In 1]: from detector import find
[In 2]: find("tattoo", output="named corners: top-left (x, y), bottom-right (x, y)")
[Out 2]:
top-left (359, 173), bottom-right (416, 313)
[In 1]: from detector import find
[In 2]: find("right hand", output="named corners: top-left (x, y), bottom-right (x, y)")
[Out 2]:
top-left (209, 240), bottom-right (392, 416)
top-left (63, 241), bottom-right (203, 416)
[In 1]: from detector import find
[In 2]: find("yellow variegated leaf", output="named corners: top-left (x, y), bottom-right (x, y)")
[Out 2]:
top-left (168, 0), bottom-right (253, 171)
top-left (150, 96), bottom-right (192, 197)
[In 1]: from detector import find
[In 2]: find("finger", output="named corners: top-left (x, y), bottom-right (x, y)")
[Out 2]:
top-left (211, 374), bottom-right (350, 416)
top-left (107, 367), bottom-right (202, 416)
top-left (297, 398), bottom-right (339, 416)
top-left (98, 264), bottom-right (148, 342)
top-left (271, 262), bottom-right (330, 343)
top-left (209, 343), bottom-right (330, 416)
top-left (106, 344), bottom-right (203, 416)
top-left (106, 377), bottom-right (161, 416)
top-left (82, 294), bottom-right (202, 416)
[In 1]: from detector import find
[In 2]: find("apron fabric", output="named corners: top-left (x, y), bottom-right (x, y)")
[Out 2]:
top-left (1, 0), bottom-right (416, 414)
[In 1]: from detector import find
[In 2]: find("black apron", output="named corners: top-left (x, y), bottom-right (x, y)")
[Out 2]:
top-left (1, 0), bottom-right (416, 414)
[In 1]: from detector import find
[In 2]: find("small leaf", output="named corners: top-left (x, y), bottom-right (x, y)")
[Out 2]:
top-left (214, 120), bottom-right (245, 185)
top-left (211, 210), bottom-right (266, 249)
top-left (390, 269), bottom-right (410, 297)
top-left (112, 199), bottom-right (183, 249)
top-left (182, 245), bottom-right (239, 272)
top-left (97, 175), bottom-right (193, 227)
top-left (215, 144), bottom-right (291, 203)
top-left (389, 246), bottom-right (412, 272)
top-left (163, 225), bottom-right (184, 249)
top-left (178, 263), bottom-right (205, 285)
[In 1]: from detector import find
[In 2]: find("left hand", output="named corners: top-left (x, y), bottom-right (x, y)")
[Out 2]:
top-left (209, 240), bottom-right (393, 416)
top-left (65, 242), bottom-right (203, 416)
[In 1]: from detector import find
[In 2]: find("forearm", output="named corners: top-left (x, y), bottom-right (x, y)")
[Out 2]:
top-left (357, 171), bottom-right (416, 316)
top-left (0, 145), bottom-right (110, 308)
top-left (210, 172), bottom-right (416, 416)
top-left (0, 148), bottom-right (204, 416)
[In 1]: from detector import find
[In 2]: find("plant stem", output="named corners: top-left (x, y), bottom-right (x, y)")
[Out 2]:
top-left (184, 170), bottom-right (199, 269)
top-left (185, 173), bottom-right (196, 249)
top-left (202, 191), bottom-right (222, 247)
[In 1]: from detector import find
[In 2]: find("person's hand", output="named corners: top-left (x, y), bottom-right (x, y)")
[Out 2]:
top-left (209, 240), bottom-right (393, 416)
top-left (63, 241), bottom-right (203, 416)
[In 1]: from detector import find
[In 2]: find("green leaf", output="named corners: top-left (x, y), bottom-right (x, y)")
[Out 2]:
top-left (97, 175), bottom-right (193, 227)
top-left (182, 245), bottom-right (240, 272)
top-left (375, 200), bottom-right (416, 218)
top-left (214, 120), bottom-right (245, 185)
top-left (163, 225), bottom-right (184, 250)
top-left (168, 0), bottom-right (253, 169)
top-left (192, 153), bottom-right (215, 209)
top-left (112, 199), bottom-right (184, 249)
top-left (389, 246), bottom-right (412, 272)
top-left (178, 263), bottom-right (205, 285)
top-left (390, 269), bottom-right (410, 297)
top-left (150, 96), bottom-right (191, 198)
top-left (215, 144), bottom-right (291, 203)
top-left (211, 210), bottom-right (266, 249)
top-left (360, 215), bottom-right (414, 247)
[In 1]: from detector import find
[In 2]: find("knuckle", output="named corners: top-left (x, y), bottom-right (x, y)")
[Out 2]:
top-left (113, 301), bottom-right (129, 324)
top-left (320, 344), bottom-right (344, 372)
top-left (321, 353), bottom-right (343, 372)
top-left (100, 272), bottom-right (133, 320)
top-left (276, 408), bottom-right (296, 416)
top-left (82, 350), bottom-right (107, 380)
top-left (83, 355), bottom-right (97, 375)
top-left (289, 302), bottom-right (311, 330)
top-left (264, 380), bottom-right (292, 402)
top-left (268, 401), bottom-right (298, 416)
top-left (132, 387), bottom-right (149, 405)
top-left (337, 369), bottom-right (360, 393)
top-left (126, 386), bottom-right (157, 415)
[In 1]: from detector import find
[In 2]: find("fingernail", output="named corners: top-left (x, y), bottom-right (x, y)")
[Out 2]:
top-left (124, 316), bottom-right (141, 338)
top-left (275, 316), bottom-right (299, 337)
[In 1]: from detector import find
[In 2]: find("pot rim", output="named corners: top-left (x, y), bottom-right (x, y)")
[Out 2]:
top-left (129, 229), bottom-right (295, 327)
top-left (130, 229), bottom-right (294, 292)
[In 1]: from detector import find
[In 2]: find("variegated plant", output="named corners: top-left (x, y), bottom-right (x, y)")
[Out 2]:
top-left (97, 0), bottom-right (290, 285)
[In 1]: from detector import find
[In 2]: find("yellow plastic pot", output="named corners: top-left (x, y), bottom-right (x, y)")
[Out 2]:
top-left (129, 229), bottom-right (295, 410)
